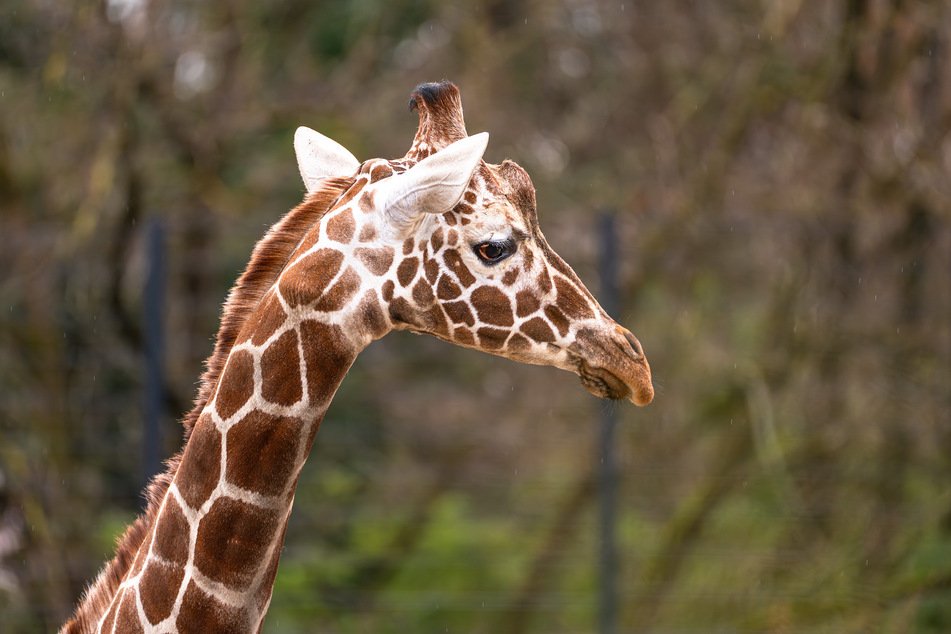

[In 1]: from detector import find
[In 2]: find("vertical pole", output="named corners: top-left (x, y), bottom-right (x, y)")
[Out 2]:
top-left (598, 211), bottom-right (619, 634)
top-left (143, 218), bottom-right (165, 494)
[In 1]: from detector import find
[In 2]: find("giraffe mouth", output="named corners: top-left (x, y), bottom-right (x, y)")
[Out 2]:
top-left (569, 327), bottom-right (654, 406)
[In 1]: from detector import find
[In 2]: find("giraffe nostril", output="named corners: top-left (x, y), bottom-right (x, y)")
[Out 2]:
top-left (621, 328), bottom-right (642, 357)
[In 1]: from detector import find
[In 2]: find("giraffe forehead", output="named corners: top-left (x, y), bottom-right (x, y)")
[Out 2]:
top-left (461, 203), bottom-right (526, 238)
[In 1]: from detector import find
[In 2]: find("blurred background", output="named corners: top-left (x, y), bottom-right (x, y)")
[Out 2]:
top-left (1, 0), bottom-right (950, 632)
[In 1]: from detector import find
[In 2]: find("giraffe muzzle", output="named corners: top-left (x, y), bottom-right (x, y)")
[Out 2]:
top-left (569, 326), bottom-right (653, 406)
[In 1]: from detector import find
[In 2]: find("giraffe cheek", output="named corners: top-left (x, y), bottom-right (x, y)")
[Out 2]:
top-left (515, 289), bottom-right (541, 318)
top-left (470, 286), bottom-right (515, 327)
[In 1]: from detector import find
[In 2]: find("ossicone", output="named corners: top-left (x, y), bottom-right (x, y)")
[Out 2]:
top-left (407, 81), bottom-right (468, 158)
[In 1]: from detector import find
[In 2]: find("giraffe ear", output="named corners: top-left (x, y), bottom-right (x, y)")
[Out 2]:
top-left (294, 127), bottom-right (360, 192)
top-left (379, 132), bottom-right (488, 229)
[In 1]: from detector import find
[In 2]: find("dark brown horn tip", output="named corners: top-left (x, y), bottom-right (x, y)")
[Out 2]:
top-left (408, 80), bottom-right (459, 112)
top-left (406, 81), bottom-right (468, 156)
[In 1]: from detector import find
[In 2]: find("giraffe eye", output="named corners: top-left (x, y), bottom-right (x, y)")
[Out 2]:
top-left (474, 240), bottom-right (515, 264)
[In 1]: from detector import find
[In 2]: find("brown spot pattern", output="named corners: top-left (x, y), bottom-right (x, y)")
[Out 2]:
top-left (313, 266), bottom-right (360, 312)
top-left (446, 228), bottom-right (459, 245)
top-left (300, 320), bottom-right (353, 406)
top-left (227, 410), bottom-right (302, 497)
top-left (412, 279), bottom-right (434, 307)
top-left (464, 191), bottom-right (477, 204)
top-left (521, 316), bottom-right (556, 343)
top-left (454, 326), bottom-right (475, 345)
top-left (237, 292), bottom-right (286, 346)
top-left (140, 561), bottom-right (185, 624)
top-left (281, 248), bottom-right (344, 308)
top-left (515, 289), bottom-right (541, 318)
top-left (443, 250), bottom-right (475, 287)
top-left (471, 286), bottom-right (515, 326)
top-left (295, 224), bottom-right (322, 256)
top-left (339, 177), bottom-right (367, 206)
top-left (537, 266), bottom-right (553, 294)
top-left (358, 190), bottom-right (375, 213)
top-left (357, 290), bottom-right (389, 339)
top-left (424, 256), bottom-right (440, 284)
top-left (261, 329), bottom-right (302, 406)
top-left (177, 419), bottom-right (222, 509)
top-left (521, 247), bottom-right (535, 271)
top-left (555, 276), bottom-right (595, 320)
top-left (388, 297), bottom-right (419, 328)
top-left (397, 257), bottom-right (419, 287)
top-left (114, 589), bottom-right (144, 634)
top-left (443, 212), bottom-right (457, 226)
top-left (129, 528), bottom-right (154, 576)
top-left (152, 495), bottom-right (191, 565)
top-left (402, 238), bottom-right (415, 255)
top-left (544, 305), bottom-right (570, 337)
top-left (424, 305), bottom-right (450, 337)
top-left (177, 580), bottom-right (250, 632)
top-left (215, 350), bottom-right (254, 420)
top-left (382, 279), bottom-right (395, 302)
top-left (255, 523), bottom-right (288, 611)
top-left (370, 163), bottom-right (393, 182)
top-left (358, 223), bottom-right (377, 242)
top-left (100, 594), bottom-right (119, 632)
top-left (430, 227), bottom-right (444, 252)
top-left (195, 497), bottom-right (282, 590)
top-left (502, 268), bottom-right (519, 286)
top-left (443, 301), bottom-right (475, 327)
top-left (436, 275), bottom-right (462, 300)
top-left (507, 333), bottom-right (531, 353)
top-left (477, 327), bottom-right (508, 350)
top-left (355, 246), bottom-right (395, 275)
top-left (326, 208), bottom-right (355, 243)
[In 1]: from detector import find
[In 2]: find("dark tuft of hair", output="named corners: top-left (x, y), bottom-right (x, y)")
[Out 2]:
top-left (409, 80), bottom-right (456, 112)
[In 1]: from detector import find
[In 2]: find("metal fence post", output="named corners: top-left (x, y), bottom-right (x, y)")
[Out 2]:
top-left (143, 218), bottom-right (166, 494)
top-left (598, 211), bottom-right (619, 634)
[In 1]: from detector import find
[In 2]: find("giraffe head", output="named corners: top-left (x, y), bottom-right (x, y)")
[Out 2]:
top-left (288, 82), bottom-right (652, 405)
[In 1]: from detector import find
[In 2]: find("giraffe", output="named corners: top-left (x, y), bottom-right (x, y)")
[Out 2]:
top-left (62, 81), bottom-right (653, 633)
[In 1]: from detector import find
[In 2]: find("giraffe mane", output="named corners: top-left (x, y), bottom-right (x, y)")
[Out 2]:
top-left (182, 175), bottom-right (355, 437)
top-left (60, 176), bottom-right (355, 634)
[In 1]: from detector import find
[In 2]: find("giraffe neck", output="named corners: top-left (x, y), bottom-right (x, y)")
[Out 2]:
top-left (95, 297), bottom-right (359, 633)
